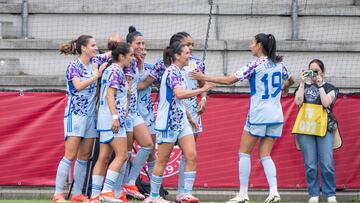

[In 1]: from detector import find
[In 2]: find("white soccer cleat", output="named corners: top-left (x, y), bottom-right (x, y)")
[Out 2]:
top-left (264, 193), bottom-right (281, 203)
top-left (308, 196), bottom-right (319, 203)
top-left (327, 196), bottom-right (337, 203)
top-left (226, 194), bottom-right (249, 203)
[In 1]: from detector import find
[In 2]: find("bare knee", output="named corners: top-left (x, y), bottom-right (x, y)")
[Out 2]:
top-left (184, 151), bottom-right (197, 164)
top-left (64, 151), bottom-right (77, 161)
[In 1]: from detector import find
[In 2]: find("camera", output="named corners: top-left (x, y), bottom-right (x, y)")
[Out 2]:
top-left (303, 70), bottom-right (318, 78)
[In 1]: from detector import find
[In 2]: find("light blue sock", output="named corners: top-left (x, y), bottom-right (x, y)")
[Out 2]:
top-left (147, 160), bottom-right (156, 177)
top-left (55, 157), bottom-right (72, 194)
top-left (183, 171), bottom-right (196, 194)
top-left (239, 153), bottom-right (251, 197)
top-left (102, 170), bottom-right (120, 193)
top-left (91, 175), bottom-right (104, 197)
top-left (261, 156), bottom-right (278, 195)
top-left (150, 174), bottom-right (163, 198)
top-left (177, 154), bottom-right (186, 194)
top-left (114, 160), bottom-right (128, 198)
top-left (73, 159), bottom-right (88, 195)
top-left (127, 147), bottom-right (152, 185)
top-left (123, 151), bottom-right (132, 184)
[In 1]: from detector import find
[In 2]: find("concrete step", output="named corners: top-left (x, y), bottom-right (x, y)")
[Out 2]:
top-left (1, 3), bottom-right (359, 41)
top-left (0, 39), bottom-right (359, 88)
top-left (0, 57), bottom-right (21, 75)
top-left (0, 186), bottom-right (359, 202)
top-left (0, 0), bottom-right (7, 3)
top-left (1, 39), bottom-right (360, 52)
top-left (213, 0), bottom-right (356, 6)
top-left (0, 21), bottom-right (17, 39)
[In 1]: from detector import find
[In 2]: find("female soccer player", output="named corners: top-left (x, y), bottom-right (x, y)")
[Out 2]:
top-left (52, 35), bottom-right (109, 203)
top-left (137, 32), bottom-right (207, 202)
top-left (137, 48), bottom-right (157, 174)
top-left (294, 59), bottom-right (339, 203)
top-left (189, 33), bottom-right (295, 203)
top-left (90, 42), bottom-right (134, 203)
top-left (142, 41), bottom-right (214, 203)
top-left (121, 26), bottom-right (155, 200)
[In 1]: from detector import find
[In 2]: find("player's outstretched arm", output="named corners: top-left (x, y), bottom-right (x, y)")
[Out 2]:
top-left (189, 70), bottom-right (237, 85)
top-left (173, 82), bottom-right (215, 100)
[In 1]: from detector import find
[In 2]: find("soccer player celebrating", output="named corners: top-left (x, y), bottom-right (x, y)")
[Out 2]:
top-left (121, 26), bottom-right (155, 200)
top-left (189, 33), bottom-right (295, 203)
top-left (137, 32), bottom-right (208, 203)
top-left (52, 35), bottom-right (109, 203)
top-left (142, 41), bottom-right (214, 203)
top-left (137, 48), bottom-right (157, 175)
top-left (90, 42), bottom-right (134, 203)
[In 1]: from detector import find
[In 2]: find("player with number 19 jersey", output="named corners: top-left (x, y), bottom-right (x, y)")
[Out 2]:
top-left (234, 56), bottom-right (291, 137)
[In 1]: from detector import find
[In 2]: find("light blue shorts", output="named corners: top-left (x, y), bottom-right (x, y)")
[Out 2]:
top-left (99, 127), bottom-right (127, 144)
top-left (125, 112), bottom-right (145, 132)
top-left (244, 119), bottom-right (283, 138)
top-left (156, 121), bottom-right (194, 144)
top-left (64, 115), bottom-right (98, 140)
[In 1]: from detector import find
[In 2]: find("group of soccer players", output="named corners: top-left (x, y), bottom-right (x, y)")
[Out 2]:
top-left (52, 26), bottom-right (295, 203)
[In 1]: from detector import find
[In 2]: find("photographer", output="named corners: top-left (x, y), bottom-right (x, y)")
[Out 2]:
top-left (293, 59), bottom-right (339, 203)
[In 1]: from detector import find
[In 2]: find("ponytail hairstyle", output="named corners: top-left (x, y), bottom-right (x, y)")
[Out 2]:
top-left (126, 26), bottom-right (143, 44)
top-left (254, 33), bottom-right (283, 63)
top-left (112, 42), bottom-right (131, 63)
top-left (163, 41), bottom-right (186, 67)
top-left (169, 31), bottom-right (191, 46)
top-left (59, 35), bottom-right (93, 55)
top-left (308, 59), bottom-right (325, 73)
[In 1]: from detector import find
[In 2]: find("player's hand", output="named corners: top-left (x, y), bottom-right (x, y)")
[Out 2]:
top-left (97, 62), bottom-right (108, 78)
top-left (197, 99), bottom-right (206, 115)
top-left (112, 118), bottom-right (120, 133)
top-left (202, 82), bottom-right (216, 91)
top-left (188, 70), bottom-right (205, 81)
top-left (188, 117), bottom-right (200, 132)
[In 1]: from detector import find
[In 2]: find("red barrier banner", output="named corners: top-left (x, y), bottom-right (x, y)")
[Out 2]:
top-left (0, 92), bottom-right (359, 189)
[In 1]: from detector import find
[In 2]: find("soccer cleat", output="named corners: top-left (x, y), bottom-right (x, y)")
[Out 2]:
top-left (141, 196), bottom-right (173, 203)
top-left (123, 184), bottom-right (145, 200)
top-left (52, 193), bottom-right (69, 203)
top-left (264, 193), bottom-right (281, 203)
top-left (226, 194), bottom-right (249, 203)
top-left (71, 194), bottom-right (90, 202)
top-left (100, 192), bottom-right (123, 203)
top-left (175, 194), bottom-right (199, 203)
top-left (89, 195), bottom-right (101, 203)
top-left (308, 196), bottom-right (319, 203)
top-left (327, 196), bottom-right (337, 203)
top-left (118, 192), bottom-right (128, 203)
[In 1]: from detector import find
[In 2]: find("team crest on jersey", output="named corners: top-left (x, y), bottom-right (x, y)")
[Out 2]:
top-left (188, 62), bottom-right (197, 71)
top-left (92, 66), bottom-right (98, 72)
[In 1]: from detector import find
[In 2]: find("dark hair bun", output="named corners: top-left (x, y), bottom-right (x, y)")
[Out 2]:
top-left (128, 26), bottom-right (137, 34)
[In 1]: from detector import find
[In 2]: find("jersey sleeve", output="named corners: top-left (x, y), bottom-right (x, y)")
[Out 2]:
top-left (124, 60), bottom-right (136, 78)
top-left (66, 62), bottom-right (81, 81)
top-left (281, 63), bottom-right (291, 80)
top-left (108, 70), bottom-right (122, 89)
top-left (196, 59), bottom-right (206, 74)
top-left (233, 60), bottom-right (257, 81)
top-left (166, 68), bottom-right (183, 89)
top-left (149, 60), bottom-right (162, 79)
top-left (91, 53), bottom-right (109, 66)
